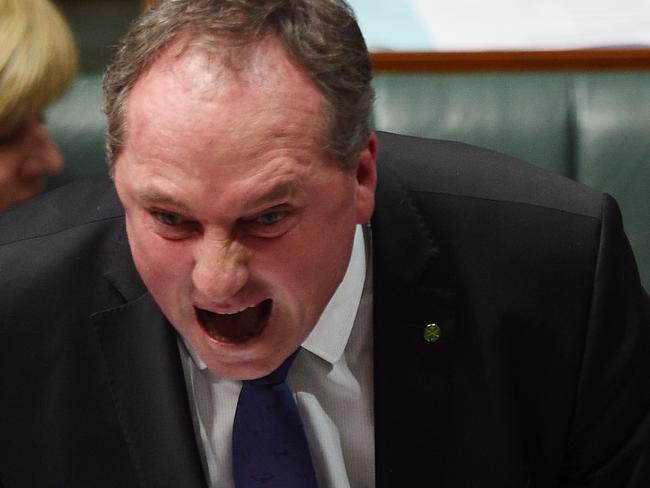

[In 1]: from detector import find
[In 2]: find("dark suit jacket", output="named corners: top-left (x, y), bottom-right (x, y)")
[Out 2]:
top-left (1, 132), bottom-right (649, 487)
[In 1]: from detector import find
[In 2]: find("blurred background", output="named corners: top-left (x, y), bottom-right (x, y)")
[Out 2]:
top-left (349, 0), bottom-right (650, 51)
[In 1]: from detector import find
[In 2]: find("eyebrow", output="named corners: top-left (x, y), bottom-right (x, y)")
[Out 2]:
top-left (136, 190), bottom-right (191, 212)
top-left (136, 180), bottom-right (298, 214)
top-left (244, 180), bottom-right (299, 212)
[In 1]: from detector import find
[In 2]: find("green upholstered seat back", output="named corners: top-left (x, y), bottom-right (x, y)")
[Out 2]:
top-left (372, 73), bottom-right (572, 175)
top-left (46, 74), bottom-right (107, 188)
top-left (572, 73), bottom-right (650, 288)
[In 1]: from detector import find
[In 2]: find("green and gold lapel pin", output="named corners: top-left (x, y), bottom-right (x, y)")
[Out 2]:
top-left (423, 323), bottom-right (441, 343)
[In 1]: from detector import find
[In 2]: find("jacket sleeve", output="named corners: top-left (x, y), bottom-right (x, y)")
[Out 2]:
top-left (562, 193), bottom-right (650, 487)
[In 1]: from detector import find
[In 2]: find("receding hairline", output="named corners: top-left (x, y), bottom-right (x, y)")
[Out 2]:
top-left (113, 33), bottom-right (333, 168)
top-left (103, 0), bottom-right (373, 171)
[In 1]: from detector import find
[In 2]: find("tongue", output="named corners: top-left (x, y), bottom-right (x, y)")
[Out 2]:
top-left (197, 301), bottom-right (269, 343)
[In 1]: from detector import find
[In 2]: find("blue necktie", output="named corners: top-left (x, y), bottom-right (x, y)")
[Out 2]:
top-left (232, 350), bottom-right (318, 487)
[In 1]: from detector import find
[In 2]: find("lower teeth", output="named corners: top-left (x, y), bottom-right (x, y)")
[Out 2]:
top-left (197, 300), bottom-right (270, 342)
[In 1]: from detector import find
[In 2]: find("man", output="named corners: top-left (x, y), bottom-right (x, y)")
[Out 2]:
top-left (0, 0), bottom-right (648, 486)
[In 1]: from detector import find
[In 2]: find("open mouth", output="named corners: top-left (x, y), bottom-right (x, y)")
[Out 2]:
top-left (196, 299), bottom-right (272, 343)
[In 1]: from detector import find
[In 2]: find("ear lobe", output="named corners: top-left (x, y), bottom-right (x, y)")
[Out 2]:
top-left (354, 132), bottom-right (378, 224)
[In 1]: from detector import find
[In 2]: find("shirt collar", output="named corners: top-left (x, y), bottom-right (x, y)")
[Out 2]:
top-left (182, 336), bottom-right (208, 370)
top-left (182, 224), bottom-right (366, 371)
top-left (301, 224), bottom-right (366, 365)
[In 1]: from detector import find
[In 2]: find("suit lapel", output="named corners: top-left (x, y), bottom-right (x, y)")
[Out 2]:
top-left (93, 222), bottom-right (207, 487)
top-left (371, 163), bottom-right (459, 487)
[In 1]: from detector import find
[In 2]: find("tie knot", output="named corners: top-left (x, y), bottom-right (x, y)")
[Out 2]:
top-left (247, 349), bottom-right (300, 386)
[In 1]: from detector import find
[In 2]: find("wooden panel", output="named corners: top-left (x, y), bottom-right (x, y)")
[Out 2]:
top-left (371, 49), bottom-right (650, 72)
top-left (134, 2), bottom-right (650, 73)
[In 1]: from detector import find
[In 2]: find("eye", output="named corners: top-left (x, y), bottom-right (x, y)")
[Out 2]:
top-left (0, 126), bottom-right (23, 145)
top-left (0, 115), bottom-right (42, 145)
top-left (152, 211), bottom-right (185, 226)
top-left (242, 208), bottom-right (294, 238)
top-left (255, 211), bottom-right (285, 226)
top-left (149, 210), bottom-right (199, 240)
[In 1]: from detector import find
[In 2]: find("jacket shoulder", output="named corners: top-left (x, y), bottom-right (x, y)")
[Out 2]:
top-left (0, 172), bottom-right (122, 246)
top-left (375, 131), bottom-right (602, 219)
top-left (0, 172), bottom-right (134, 322)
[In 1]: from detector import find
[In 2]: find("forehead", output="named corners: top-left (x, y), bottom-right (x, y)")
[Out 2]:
top-left (117, 36), bottom-right (336, 201)
top-left (126, 36), bottom-right (324, 127)
top-left (120, 37), bottom-right (326, 166)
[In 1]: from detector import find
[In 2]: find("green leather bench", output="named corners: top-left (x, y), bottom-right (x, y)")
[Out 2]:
top-left (45, 71), bottom-right (650, 289)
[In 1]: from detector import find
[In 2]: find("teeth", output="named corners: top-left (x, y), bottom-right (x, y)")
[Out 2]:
top-left (196, 299), bottom-right (272, 343)
top-left (216, 304), bottom-right (257, 315)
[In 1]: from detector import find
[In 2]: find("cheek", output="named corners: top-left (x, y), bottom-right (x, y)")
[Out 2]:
top-left (0, 150), bottom-right (20, 186)
top-left (0, 154), bottom-right (42, 209)
top-left (126, 216), bottom-right (193, 293)
top-left (289, 189), bottom-right (356, 278)
top-left (269, 216), bottom-right (354, 308)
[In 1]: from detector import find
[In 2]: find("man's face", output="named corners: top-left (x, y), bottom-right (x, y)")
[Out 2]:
top-left (113, 38), bottom-right (376, 380)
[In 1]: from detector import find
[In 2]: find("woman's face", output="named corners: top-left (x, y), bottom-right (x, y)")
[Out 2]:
top-left (0, 115), bottom-right (63, 210)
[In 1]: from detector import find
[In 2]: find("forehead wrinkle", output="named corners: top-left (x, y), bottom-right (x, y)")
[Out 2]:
top-left (126, 41), bottom-right (328, 169)
top-left (244, 179), bottom-right (300, 212)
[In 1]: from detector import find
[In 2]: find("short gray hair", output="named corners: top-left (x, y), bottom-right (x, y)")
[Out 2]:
top-left (103, 0), bottom-right (373, 171)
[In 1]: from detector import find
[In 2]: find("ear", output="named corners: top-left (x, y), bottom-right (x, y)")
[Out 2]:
top-left (354, 132), bottom-right (378, 224)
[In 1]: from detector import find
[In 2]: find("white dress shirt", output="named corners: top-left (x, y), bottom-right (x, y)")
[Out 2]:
top-left (179, 225), bottom-right (375, 487)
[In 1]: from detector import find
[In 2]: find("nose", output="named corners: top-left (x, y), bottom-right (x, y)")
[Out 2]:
top-left (20, 121), bottom-right (64, 178)
top-left (192, 237), bottom-right (249, 304)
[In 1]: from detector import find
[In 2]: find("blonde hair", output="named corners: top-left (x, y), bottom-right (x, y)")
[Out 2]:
top-left (0, 0), bottom-right (78, 132)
